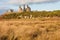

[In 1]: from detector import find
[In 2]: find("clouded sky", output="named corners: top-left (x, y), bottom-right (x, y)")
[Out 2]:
top-left (0, 0), bottom-right (60, 14)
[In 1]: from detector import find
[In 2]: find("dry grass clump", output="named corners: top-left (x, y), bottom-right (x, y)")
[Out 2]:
top-left (0, 17), bottom-right (60, 40)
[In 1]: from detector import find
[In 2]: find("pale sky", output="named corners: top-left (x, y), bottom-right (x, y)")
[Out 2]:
top-left (0, 0), bottom-right (60, 14)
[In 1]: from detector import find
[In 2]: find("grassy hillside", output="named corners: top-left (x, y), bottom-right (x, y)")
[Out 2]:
top-left (0, 10), bottom-right (60, 40)
top-left (0, 17), bottom-right (60, 40)
top-left (0, 10), bottom-right (60, 19)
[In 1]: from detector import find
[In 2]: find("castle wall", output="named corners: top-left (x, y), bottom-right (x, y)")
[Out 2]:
top-left (18, 8), bottom-right (23, 13)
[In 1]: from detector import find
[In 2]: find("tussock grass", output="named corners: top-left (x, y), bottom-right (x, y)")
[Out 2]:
top-left (0, 17), bottom-right (60, 40)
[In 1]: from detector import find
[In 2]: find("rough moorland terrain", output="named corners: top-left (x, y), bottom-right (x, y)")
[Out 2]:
top-left (0, 17), bottom-right (60, 40)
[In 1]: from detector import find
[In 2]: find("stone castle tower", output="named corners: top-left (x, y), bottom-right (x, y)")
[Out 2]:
top-left (18, 5), bottom-right (31, 13)
top-left (26, 5), bottom-right (31, 12)
top-left (23, 5), bottom-right (26, 12)
top-left (18, 6), bottom-right (23, 13)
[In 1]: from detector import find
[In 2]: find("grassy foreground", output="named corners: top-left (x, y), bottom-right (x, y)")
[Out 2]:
top-left (0, 17), bottom-right (60, 40)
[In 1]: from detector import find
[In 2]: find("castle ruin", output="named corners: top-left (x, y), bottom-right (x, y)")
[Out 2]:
top-left (18, 5), bottom-right (31, 13)
top-left (7, 5), bottom-right (31, 13)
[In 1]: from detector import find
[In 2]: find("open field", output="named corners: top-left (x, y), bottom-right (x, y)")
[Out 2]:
top-left (0, 17), bottom-right (60, 40)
